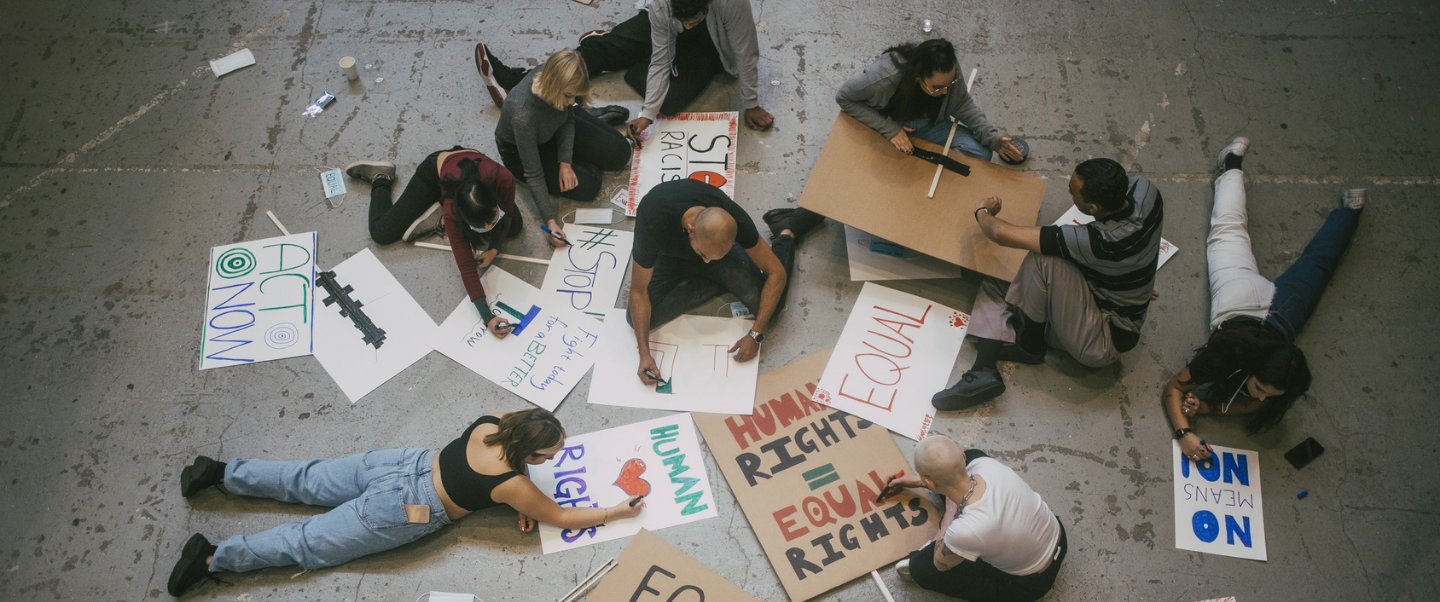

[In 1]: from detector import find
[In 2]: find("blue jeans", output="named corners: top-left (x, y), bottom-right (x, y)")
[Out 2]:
top-left (905, 117), bottom-right (992, 161)
top-left (1264, 206), bottom-right (1361, 341)
top-left (210, 448), bottom-right (452, 573)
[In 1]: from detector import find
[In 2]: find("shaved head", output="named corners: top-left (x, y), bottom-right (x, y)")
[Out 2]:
top-left (914, 435), bottom-right (967, 488)
top-left (691, 207), bottom-right (738, 259)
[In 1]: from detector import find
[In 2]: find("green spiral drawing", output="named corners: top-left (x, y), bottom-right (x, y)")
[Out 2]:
top-left (216, 248), bottom-right (256, 279)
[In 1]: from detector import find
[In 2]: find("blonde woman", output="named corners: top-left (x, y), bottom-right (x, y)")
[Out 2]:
top-left (495, 50), bottom-right (630, 246)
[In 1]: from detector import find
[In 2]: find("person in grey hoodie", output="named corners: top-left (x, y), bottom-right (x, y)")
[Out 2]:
top-left (837, 39), bottom-right (1026, 163)
top-left (477, 0), bottom-right (772, 137)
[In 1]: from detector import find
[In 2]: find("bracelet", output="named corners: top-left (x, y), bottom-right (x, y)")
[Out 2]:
top-left (1173, 427), bottom-right (1194, 440)
top-left (974, 207), bottom-right (991, 222)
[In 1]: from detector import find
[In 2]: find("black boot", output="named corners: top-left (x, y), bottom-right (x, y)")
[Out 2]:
top-left (180, 456), bottom-right (226, 498)
top-left (167, 533), bottom-right (218, 596)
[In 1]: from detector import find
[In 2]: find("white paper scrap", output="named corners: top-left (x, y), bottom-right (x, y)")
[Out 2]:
top-left (210, 48), bottom-right (256, 78)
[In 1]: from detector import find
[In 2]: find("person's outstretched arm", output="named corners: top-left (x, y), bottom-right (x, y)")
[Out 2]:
top-left (493, 477), bottom-right (644, 532)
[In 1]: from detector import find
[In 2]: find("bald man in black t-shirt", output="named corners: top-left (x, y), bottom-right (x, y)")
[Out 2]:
top-left (627, 179), bottom-right (823, 386)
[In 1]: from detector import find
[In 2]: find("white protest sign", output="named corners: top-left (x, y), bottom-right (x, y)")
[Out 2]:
top-left (312, 249), bottom-right (435, 403)
top-left (319, 168), bottom-right (347, 198)
top-left (588, 308), bottom-right (758, 415)
top-left (844, 225), bottom-right (967, 282)
top-left (626, 111), bottom-right (738, 216)
top-left (1172, 441), bottom-right (1267, 561)
top-left (199, 232), bottom-right (317, 369)
top-left (430, 267), bottom-right (601, 411)
top-left (812, 283), bottom-right (967, 440)
top-left (529, 414), bottom-right (718, 554)
top-left (1055, 205), bottom-right (1177, 269)
top-left (540, 225), bottom-right (634, 321)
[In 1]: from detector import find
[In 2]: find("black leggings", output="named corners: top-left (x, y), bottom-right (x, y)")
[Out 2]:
top-left (496, 108), bottom-right (630, 203)
top-left (577, 11), bottom-right (725, 116)
top-left (368, 147), bottom-right (520, 244)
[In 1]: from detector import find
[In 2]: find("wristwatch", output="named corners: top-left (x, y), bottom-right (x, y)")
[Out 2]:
top-left (1173, 427), bottom-right (1194, 440)
top-left (748, 330), bottom-right (765, 344)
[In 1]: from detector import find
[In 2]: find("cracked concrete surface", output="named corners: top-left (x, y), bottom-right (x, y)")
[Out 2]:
top-left (1, 0), bottom-right (1437, 600)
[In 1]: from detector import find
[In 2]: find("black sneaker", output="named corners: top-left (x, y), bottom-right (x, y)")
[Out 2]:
top-left (932, 370), bottom-right (1005, 411)
top-left (997, 342), bottom-right (1045, 365)
top-left (180, 456), bottom-right (226, 498)
top-left (763, 208), bottom-right (825, 240)
top-left (587, 105), bottom-right (630, 127)
top-left (167, 533), bottom-right (217, 596)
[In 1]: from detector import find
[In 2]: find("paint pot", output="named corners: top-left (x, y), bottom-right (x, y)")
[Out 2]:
top-left (339, 56), bottom-right (359, 81)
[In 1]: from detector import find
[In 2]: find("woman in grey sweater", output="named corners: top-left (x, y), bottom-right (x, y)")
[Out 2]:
top-left (836, 39), bottom-right (1027, 164)
top-left (494, 50), bottom-right (630, 245)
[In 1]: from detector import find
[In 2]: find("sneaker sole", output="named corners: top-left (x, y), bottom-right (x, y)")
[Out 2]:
top-left (578, 29), bottom-right (606, 46)
top-left (403, 204), bottom-right (442, 242)
top-left (474, 43), bottom-right (506, 107)
top-left (343, 161), bottom-right (396, 182)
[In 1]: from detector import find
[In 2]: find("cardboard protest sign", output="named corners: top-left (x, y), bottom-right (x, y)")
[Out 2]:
top-left (312, 249), bottom-right (435, 403)
top-left (797, 113), bottom-right (1044, 281)
top-left (844, 225), bottom-right (967, 282)
top-left (429, 267), bottom-right (601, 411)
top-left (588, 308), bottom-right (759, 415)
top-left (1172, 441), bottom-right (1267, 561)
top-left (811, 283), bottom-right (966, 440)
top-left (1054, 205), bottom-right (1177, 269)
top-left (626, 111), bottom-right (738, 216)
top-left (694, 352), bottom-right (939, 602)
top-left (529, 414), bottom-right (718, 554)
top-left (199, 232), bottom-right (317, 369)
top-left (540, 225), bottom-right (633, 321)
top-left (588, 529), bottom-right (759, 602)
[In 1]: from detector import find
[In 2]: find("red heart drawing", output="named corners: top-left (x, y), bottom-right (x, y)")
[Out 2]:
top-left (613, 458), bottom-right (652, 498)
top-left (949, 312), bottom-right (969, 328)
top-left (688, 171), bottom-right (728, 188)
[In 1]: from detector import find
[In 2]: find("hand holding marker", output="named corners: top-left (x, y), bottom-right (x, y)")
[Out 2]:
top-left (540, 224), bottom-right (570, 246)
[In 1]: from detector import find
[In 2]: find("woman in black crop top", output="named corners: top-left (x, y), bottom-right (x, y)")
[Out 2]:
top-left (165, 408), bottom-right (645, 597)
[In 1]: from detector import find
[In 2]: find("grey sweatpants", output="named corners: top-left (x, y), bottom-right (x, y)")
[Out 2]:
top-left (967, 253), bottom-right (1121, 368)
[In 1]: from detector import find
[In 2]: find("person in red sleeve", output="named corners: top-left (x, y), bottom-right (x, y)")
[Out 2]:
top-left (348, 147), bottom-right (519, 338)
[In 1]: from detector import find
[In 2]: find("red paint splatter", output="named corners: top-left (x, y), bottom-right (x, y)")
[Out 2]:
top-left (949, 312), bottom-right (969, 328)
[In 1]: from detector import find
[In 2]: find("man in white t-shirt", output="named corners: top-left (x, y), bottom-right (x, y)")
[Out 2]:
top-left (884, 435), bottom-right (1068, 601)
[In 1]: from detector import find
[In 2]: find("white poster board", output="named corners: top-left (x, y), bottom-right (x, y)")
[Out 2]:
top-left (529, 414), bottom-right (718, 554)
top-left (1055, 206), bottom-right (1178, 269)
top-left (1172, 441), bottom-right (1267, 561)
top-left (199, 232), bottom-right (317, 369)
top-left (312, 249), bottom-right (436, 403)
top-left (540, 225), bottom-right (634, 321)
top-left (845, 225), bottom-right (967, 282)
top-left (812, 283), bottom-right (967, 440)
top-left (625, 111), bottom-right (738, 216)
top-left (429, 267), bottom-right (602, 411)
top-left (588, 308), bottom-right (758, 415)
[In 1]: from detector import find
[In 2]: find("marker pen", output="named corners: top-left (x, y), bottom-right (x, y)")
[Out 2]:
top-left (539, 224), bottom-right (570, 246)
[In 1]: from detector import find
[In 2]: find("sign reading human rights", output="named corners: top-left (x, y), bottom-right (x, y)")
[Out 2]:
top-left (199, 232), bottom-right (317, 369)
top-left (626, 111), bottom-right (738, 216)
top-left (430, 267), bottom-right (601, 411)
top-left (1172, 441), bottom-right (1267, 561)
top-left (694, 352), bottom-right (939, 601)
top-left (588, 529), bottom-right (759, 601)
top-left (811, 283), bottom-right (967, 440)
top-left (529, 414), bottom-right (718, 554)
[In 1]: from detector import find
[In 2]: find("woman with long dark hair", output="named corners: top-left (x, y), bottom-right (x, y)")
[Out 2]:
top-left (1165, 137), bottom-right (1365, 462)
top-left (348, 146), bottom-right (520, 337)
top-left (837, 38), bottom-right (1026, 163)
top-left (165, 409), bottom-right (646, 596)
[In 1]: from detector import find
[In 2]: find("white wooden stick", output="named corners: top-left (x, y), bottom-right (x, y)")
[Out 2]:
top-left (966, 66), bottom-right (978, 92)
top-left (557, 558), bottom-right (616, 602)
top-left (926, 118), bottom-right (960, 199)
top-left (871, 570), bottom-right (896, 602)
top-left (412, 241), bottom-right (551, 265)
top-left (266, 210), bottom-right (291, 236)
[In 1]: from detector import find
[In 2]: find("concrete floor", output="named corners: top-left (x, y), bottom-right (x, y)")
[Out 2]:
top-left (1, 0), bottom-right (1437, 600)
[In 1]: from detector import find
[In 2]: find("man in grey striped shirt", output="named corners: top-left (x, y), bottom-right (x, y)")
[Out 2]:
top-left (934, 158), bottom-right (1164, 410)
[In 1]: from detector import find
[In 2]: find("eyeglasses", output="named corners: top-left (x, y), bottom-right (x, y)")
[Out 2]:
top-left (921, 77), bottom-right (959, 95)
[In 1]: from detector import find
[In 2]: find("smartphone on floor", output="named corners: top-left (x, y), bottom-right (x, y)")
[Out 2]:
top-left (1284, 437), bottom-right (1325, 470)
